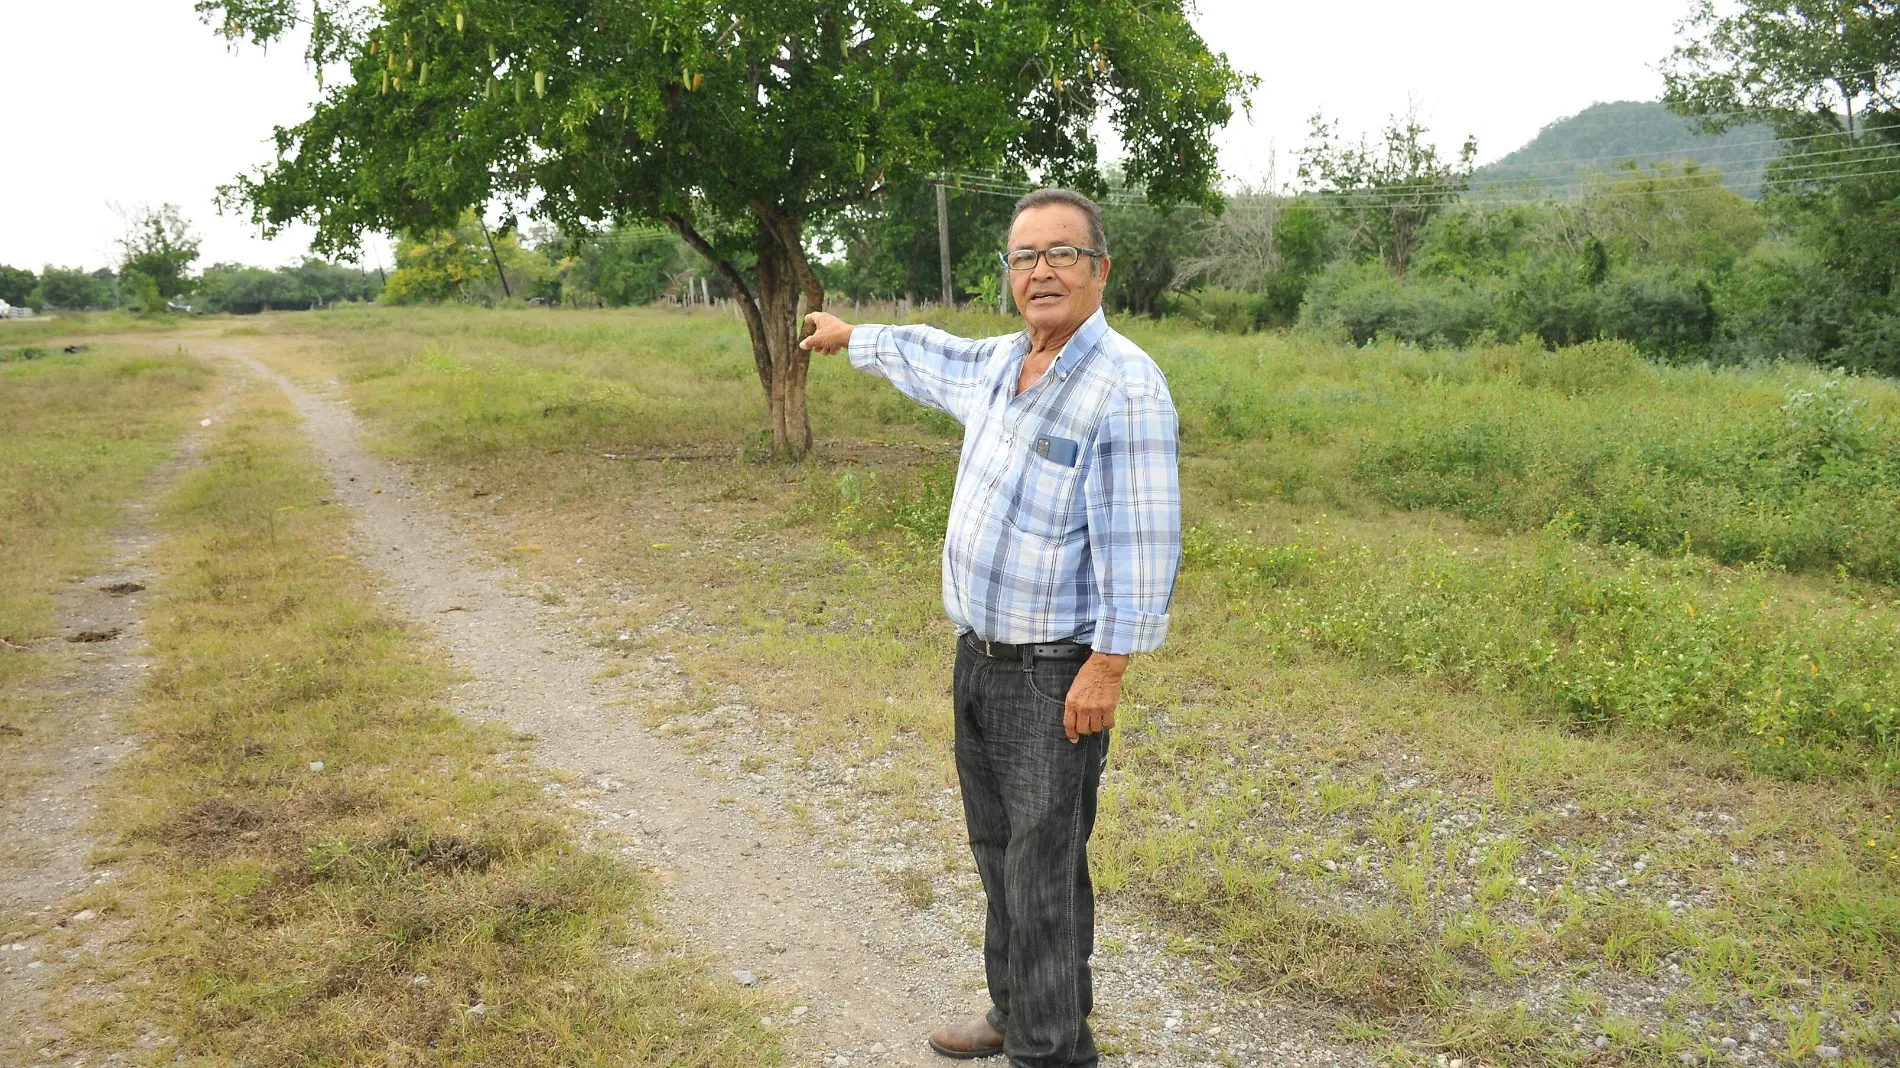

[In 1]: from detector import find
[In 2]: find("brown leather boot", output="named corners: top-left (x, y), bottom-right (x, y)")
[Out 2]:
top-left (926, 1015), bottom-right (1005, 1059)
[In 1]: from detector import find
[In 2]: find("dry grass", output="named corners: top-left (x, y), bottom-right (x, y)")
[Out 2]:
top-left (30, 367), bottom-right (780, 1066)
top-left (0, 339), bottom-right (212, 800)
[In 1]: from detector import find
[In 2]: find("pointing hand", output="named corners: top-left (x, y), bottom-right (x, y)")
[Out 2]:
top-left (800, 311), bottom-right (855, 354)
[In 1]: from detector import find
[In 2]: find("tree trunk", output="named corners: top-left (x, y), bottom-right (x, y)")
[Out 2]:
top-left (665, 208), bottom-right (822, 462)
top-left (753, 231), bottom-right (815, 459)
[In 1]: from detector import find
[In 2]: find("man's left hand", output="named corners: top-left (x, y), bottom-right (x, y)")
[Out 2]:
top-left (1064, 652), bottom-right (1128, 743)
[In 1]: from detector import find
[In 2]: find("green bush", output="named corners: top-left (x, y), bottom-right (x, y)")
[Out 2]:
top-left (1183, 523), bottom-right (1900, 777)
top-left (1299, 261), bottom-right (1493, 347)
top-left (1162, 287), bottom-right (1274, 334)
top-left (1597, 268), bottom-right (1717, 362)
top-left (1355, 365), bottom-right (1900, 583)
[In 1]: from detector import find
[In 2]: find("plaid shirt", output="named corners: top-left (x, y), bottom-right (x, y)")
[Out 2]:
top-left (848, 308), bottom-right (1181, 655)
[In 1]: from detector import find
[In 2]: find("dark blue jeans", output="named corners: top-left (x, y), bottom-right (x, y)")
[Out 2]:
top-left (953, 634), bottom-right (1108, 1068)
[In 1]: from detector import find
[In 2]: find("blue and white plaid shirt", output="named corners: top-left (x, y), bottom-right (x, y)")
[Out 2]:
top-left (849, 308), bottom-right (1181, 655)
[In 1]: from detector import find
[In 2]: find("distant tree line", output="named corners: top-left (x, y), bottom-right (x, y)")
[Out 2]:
top-left (3, 204), bottom-right (382, 315)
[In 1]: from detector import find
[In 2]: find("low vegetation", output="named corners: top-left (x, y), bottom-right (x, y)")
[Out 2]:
top-left (2, 358), bottom-right (777, 1065)
top-left (0, 341), bottom-right (209, 795)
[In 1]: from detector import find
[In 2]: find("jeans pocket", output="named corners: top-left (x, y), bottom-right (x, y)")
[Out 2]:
top-left (1022, 658), bottom-right (1079, 711)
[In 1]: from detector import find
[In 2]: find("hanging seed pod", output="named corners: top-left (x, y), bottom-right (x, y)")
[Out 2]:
top-left (394, 77), bottom-right (403, 91)
top-left (381, 70), bottom-right (390, 94)
top-left (872, 86), bottom-right (879, 110)
top-left (406, 57), bottom-right (415, 73)
top-left (484, 76), bottom-right (493, 100)
top-left (419, 61), bottom-right (429, 86)
top-left (855, 148), bottom-right (865, 175)
top-left (388, 52), bottom-right (396, 70)
top-left (692, 72), bottom-right (703, 91)
top-left (456, 11), bottom-right (465, 33)
top-left (370, 40), bottom-right (379, 55)
top-left (535, 70), bottom-right (546, 97)
top-left (488, 43), bottom-right (497, 64)
top-left (1053, 73), bottom-right (1063, 91)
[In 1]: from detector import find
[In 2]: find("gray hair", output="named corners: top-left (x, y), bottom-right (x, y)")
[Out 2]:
top-left (1011, 187), bottom-right (1109, 258)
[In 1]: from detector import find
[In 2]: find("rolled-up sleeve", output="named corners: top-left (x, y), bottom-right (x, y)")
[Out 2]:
top-left (847, 324), bottom-right (999, 425)
top-left (1083, 388), bottom-right (1182, 654)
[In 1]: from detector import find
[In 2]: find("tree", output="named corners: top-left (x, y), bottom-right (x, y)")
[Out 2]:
top-left (1662, 0), bottom-right (1900, 339)
top-left (117, 203), bottom-right (202, 299)
top-left (382, 212), bottom-right (538, 304)
top-left (552, 226), bottom-right (697, 307)
top-left (29, 266), bottom-right (113, 310)
top-left (195, 258), bottom-right (382, 313)
top-left (200, 0), bottom-right (1251, 458)
top-left (1299, 108), bottom-right (1478, 277)
top-left (823, 181), bottom-right (1019, 305)
top-left (0, 265), bottom-right (34, 306)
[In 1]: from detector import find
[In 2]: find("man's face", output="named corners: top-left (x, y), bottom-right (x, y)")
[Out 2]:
top-left (1007, 204), bottom-right (1111, 337)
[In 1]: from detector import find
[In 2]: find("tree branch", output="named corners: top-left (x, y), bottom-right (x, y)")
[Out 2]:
top-left (751, 202), bottom-right (824, 315)
top-left (664, 212), bottom-right (773, 389)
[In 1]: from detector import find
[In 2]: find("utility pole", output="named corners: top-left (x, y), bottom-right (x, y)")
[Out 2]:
top-left (477, 217), bottom-right (512, 299)
top-left (935, 176), bottom-right (954, 307)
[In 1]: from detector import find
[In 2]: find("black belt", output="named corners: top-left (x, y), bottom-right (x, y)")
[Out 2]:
top-left (963, 632), bottom-right (1092, 661)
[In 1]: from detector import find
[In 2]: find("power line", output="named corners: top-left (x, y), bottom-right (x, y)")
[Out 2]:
top-left (1477, 119), bottom-right (1900, 176)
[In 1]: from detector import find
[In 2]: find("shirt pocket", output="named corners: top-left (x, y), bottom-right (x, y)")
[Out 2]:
top-left (1005, 450), bottom-right (1086, 541)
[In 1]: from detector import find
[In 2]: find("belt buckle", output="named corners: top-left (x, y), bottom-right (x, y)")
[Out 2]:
top-left (982, 639), bottom-right (998, 658)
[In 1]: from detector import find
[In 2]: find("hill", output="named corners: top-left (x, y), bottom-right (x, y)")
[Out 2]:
top-left (1472, 100), bottom-right (1779, 198)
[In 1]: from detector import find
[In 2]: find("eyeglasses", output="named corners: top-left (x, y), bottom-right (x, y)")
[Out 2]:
top-left (998, 245), bottom-right (1105, 271)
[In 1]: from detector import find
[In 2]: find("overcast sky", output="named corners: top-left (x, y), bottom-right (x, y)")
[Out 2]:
top-left (1, 1), bottom-right (1695, 273)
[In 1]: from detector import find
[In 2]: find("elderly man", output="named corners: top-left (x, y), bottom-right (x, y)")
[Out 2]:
top-left (801, 188), bottom-right (1182, 1067)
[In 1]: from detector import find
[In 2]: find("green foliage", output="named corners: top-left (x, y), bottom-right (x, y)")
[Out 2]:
top-left (1161, 286), bottom-right (1279, 334)
top-left (1102, 195), bottom-right (1203, 317)
top-left (121, 269), bottom-right (165, 316)
top-left (383, 212), bottom-right (539, 305)
top-left (117, 203), bottom-right (201, 299)
top-left (822, 182), bottom-right (1018, 305)
top-left (1184, 523), bottom-right (1900, 775)
top-left (1663, 0), bottom-right (1900, 373)
top-left (1300, 108), bottom-right (1479, 277)
top-left (0, 265), bottom-right (34, 306)
top-left (195, 258), bottom-right (383, 314)
top-left (1571, 163), bottom-right (1766, 273)
top-left (1299, 260), bottom-right (1493, 347)
top-left (200, 0), bottom-right (1252, 457)
top-left (552, 228), bottom-right (693, 308)
top-left (29, 266), bottom-right (115, 311)
top-left (1356, 360), bottom-right (1900, 584)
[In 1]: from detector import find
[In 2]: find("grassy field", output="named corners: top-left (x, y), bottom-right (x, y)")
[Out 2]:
top-left (227, 304), bottom-right (1897, 1067)
top-left (0, 339), bottom-right (779, 1065)
top-left (0, 338), bottom-right (211, 799)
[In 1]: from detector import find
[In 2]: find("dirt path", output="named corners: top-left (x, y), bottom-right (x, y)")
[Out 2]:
top-left (0, 385), bottom-right (232, 1067)
top-left (224, 343), bottom-right (1364, 1068)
